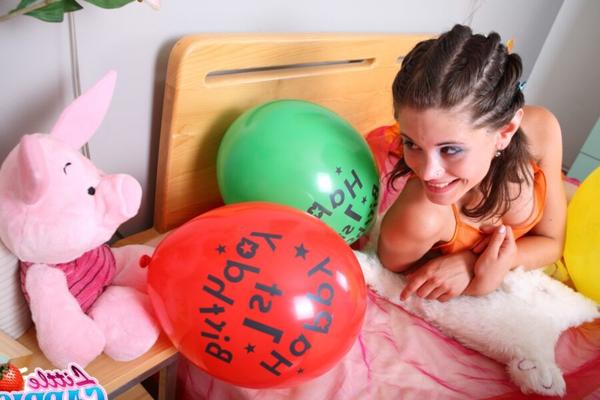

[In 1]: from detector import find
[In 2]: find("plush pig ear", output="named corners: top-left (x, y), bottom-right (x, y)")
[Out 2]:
top-left (50, 70), bottom-right (117, 149)
top-left (17, 135), bottom-right (49, 205)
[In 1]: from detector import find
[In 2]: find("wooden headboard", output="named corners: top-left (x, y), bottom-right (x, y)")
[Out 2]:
top-left (154, 33), bottom-right (432, 232)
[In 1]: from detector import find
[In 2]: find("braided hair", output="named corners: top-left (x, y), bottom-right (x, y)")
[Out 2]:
top-left (389, 24), bottom-right (533, 220)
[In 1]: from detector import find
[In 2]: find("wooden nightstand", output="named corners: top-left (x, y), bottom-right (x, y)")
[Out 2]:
top-left (11, 227), bottom-right (179, 400)
top-left (16, 329), bottom-right (178, 400)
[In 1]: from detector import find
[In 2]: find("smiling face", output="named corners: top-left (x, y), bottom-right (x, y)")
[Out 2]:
top-left (397, 106), bottom-right (500, 206)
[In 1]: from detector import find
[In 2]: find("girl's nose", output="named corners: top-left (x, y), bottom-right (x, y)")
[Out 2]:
top-left (421, 156), bottom-right (444, 181)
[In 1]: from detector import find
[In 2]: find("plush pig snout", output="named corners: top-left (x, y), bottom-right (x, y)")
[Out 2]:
top-left (97, 174), bottom-right (142, 225)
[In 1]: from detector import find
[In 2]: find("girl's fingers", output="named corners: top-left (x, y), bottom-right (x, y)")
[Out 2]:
top-left (416, 279), bottom-right (439, 298)
top-left (505, 225), bottom-right (515, 248)
top-left (425, 286), bottom-right (447, 300)
top-left (482, 225), bottom-right (507, 259)
top-left (438, 292), bottom-right (456, 302)
top-left (463, 276), bottom-right (482, 296)
top-left (472, 237), bottom-right (490, 254)
top-left (479, 224), bottom-right (498, 234)
top-left (497, 225), bottom-right (515, 254)
top-left (498, 225), bottom-right (517, 265)
top-left (401, 273), bottom-right (428, 300)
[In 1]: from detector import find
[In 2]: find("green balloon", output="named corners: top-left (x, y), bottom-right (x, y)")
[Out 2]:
top-left (217, 100), bottom-right (379, 243)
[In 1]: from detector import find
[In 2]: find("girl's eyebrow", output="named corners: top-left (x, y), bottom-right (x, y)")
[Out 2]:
top-left (400, 132), bottom-right (465, 146)
top-left (400, 132), bottom-right (413, 141)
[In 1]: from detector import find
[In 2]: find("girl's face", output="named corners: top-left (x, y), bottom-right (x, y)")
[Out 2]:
top-left (397, 107), bottom-right (499, 206)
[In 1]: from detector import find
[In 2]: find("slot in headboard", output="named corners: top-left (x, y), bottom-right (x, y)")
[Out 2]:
top-left (155, 33), bottom-right (432, 232)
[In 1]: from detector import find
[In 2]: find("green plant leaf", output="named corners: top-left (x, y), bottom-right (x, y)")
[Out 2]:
top-left (63, 0), bottom-right (83, 12)
top-left (84, 0), bottom-right (135, 9)
top-left (12, 0), bottom-right (83, 23)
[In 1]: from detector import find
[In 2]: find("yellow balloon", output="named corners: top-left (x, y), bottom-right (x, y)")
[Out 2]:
top-left (564, 167), bottom-right (600, 303)
top-left (543, 258), bottom-right (570, 283)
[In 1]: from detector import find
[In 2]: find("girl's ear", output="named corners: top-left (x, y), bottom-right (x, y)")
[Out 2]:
top-left (496, 108), bottom-right (524, 151)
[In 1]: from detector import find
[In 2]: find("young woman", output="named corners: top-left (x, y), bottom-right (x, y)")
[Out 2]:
top-left (377, 24), bottom-right (566, 302)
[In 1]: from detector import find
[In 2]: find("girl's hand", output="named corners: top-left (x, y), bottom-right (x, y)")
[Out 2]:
top-left (400, 250), bottom-right (477, 302)
top-left (471, 224), bottom-right (507, 254)
top-left (465, 225), bottom-right (516, 296)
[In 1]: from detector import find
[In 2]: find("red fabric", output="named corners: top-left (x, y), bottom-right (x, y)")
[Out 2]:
top-left (352, 124), bottom-right (407, 250)
top-left (364, 124), bottom-right (407, 214)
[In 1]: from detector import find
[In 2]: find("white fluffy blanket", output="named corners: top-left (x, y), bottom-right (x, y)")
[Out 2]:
top-left (355, 248), bottom-right (600, 396)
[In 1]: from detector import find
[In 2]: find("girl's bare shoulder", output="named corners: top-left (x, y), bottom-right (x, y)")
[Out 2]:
top-left (521, 105), bottom-right (562, 164)
top-left (381, 179), bottom-right (451, 244)
top-left (378, 179), bottom-right (453, 271)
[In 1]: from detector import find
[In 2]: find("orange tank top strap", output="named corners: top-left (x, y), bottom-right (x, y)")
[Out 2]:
top-left (433, 204), bottom-right (483, 255)
top-left (434, 161), bottom-right (547, 255)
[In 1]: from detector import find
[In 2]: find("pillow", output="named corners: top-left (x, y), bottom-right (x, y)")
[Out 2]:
top-left (0, 239), bottom-right (32, 338)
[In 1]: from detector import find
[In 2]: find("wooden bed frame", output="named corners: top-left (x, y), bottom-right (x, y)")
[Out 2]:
top-left (152, 33), bottom-right (431, 234)
top-left (85, 32), bottom-right (583, 397)
top-left (16, 33), bottom-right (433, 399)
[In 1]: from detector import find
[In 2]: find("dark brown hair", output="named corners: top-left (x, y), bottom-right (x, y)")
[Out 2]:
top-left (389, 24), bottom-right (533, 220)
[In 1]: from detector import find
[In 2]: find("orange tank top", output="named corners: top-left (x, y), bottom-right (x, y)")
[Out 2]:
top-left (434, 162), bottom-right (546, 254)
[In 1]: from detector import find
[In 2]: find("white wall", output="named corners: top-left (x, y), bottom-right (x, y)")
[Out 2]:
top-left (526, 0), bottom-right (600, 170)
top-left (0, 0), bottom-right (564, 234)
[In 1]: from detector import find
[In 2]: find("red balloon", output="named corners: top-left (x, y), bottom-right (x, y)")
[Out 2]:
top-left (147, 202), bottom-right (367, 388)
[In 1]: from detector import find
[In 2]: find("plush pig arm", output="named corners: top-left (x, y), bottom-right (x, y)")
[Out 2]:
top-left (89, 245), bottom-right (160, 361)
top-left (25, 264), bottom-right (105, 368)
top-left (110, 244), bottom-right (155, 293)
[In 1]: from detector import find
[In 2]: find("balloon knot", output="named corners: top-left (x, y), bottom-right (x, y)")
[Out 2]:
top-left (139, 254), bottom-right (152, 268)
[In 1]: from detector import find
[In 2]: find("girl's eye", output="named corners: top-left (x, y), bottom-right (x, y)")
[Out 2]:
top-left (441, 146), bottom-right (463, 156)
top-left (403, 140), bottom-right (419, 150)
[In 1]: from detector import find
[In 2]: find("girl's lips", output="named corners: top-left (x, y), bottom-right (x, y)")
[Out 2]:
top-left (424, 178), bottom-right (459, 194)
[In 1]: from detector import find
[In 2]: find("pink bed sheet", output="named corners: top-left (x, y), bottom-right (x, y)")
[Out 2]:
top-left (176, 125), bottom-right (600, 399)
top-left (177, 290), bottom-right (600, 399)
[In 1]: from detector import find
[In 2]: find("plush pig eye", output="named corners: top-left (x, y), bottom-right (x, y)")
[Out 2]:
top-left (63, 162), bottom-right (72, 174)
top-left (88, 187), bottom-right (96, 196)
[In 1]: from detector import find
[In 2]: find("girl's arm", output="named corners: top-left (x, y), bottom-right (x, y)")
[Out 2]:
top-left (378, 179), bottom-right (448, 272)
top-left (513, 105), bottom-right (567, 270)
top-left (465, 106), bottom-right (566, 296)
top-left (379, 179), bottom-right (478, 301)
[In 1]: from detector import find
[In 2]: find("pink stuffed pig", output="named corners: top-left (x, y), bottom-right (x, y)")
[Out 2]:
top-left (0, 71), bottom-right (160, 368)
